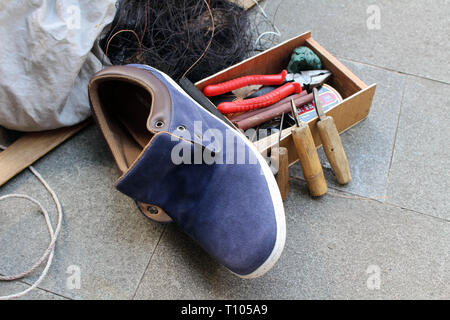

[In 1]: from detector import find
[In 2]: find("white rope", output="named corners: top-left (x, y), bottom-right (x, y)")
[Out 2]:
top-left (0, 144), bottom-right (63, 300)
top-left (252, 0), bottom-right (282, 50)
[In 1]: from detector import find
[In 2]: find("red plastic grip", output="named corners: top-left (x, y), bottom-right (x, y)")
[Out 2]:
top-left (203, 70), bottom-right (288, 97)
top-left (217, 82), bottom-right (302, 114)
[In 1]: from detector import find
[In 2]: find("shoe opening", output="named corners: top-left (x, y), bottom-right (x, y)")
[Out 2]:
top-left (94, 80), bottom-right (154, 173)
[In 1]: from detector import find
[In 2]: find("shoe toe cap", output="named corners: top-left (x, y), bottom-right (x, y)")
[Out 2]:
top-left (180, 163), bottom-right (285, 277)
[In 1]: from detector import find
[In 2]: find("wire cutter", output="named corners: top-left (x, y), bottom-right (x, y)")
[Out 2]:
top-left (203, 69), bottom-right (331, 114)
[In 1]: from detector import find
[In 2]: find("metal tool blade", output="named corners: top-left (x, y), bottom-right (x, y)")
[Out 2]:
top-left (313, 87), bottom-right (326, 121)
top-left (290, 98), bottom-right (300, 127)
top-left (278, 112), bottom-right (285, 147)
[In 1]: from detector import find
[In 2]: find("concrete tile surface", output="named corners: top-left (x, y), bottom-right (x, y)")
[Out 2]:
top-left (0, 126), bottom-right (165, 299)
top-left (0, 282), bottom-right (67, 300)
top-left (134, 181), bottom-right (450, 300)
top-left (386, 76), bottom-right (450, 220)
top-left (1, 0), bottom-right (449, 300)
top-left (258, 0), bottom-right (450, 83)
top-left (290, 59), bottom-right (404, 200)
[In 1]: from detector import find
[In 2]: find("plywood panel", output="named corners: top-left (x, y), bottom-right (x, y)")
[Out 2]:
top-left (230, 0), bottom-right (261, 10)
top-left (0, 121), bottom-right (90, 187)
top-left (254, 84), bottom-right (377, 165)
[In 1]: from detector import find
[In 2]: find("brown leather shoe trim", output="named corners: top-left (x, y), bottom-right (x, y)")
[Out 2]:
top-left (90, 66), bottom-right (172, 133)
top-left (89, 66), bottom-right (172, 173)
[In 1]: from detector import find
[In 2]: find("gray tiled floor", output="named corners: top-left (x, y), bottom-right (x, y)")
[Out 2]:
top-left (0, 282), bottom-right (67, 300)
top-left (261, 0), bottom-right (450, 83)
top-left (1, 0), bottom-right (449, 299)
top-left (1, 126), bottom-right (165, 300)
top-left (134, 181), bottom-right (450, 300)
top-left (386, 76), bottom-right (450, 220)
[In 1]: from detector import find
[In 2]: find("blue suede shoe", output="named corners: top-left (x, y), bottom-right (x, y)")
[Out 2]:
top-left (88, 65), bottom-right (286, 278)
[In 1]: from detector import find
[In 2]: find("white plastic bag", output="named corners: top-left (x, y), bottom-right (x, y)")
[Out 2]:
top-left (0, 0), bottom-right (117, 131)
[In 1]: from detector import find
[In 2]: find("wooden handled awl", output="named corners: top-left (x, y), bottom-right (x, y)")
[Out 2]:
top-left (271, 146), bottom-right (289, 200)
top-left (313, 88), bottom-right (352, 185)
top-left (290, 99), bottom-right (327, 197)
top-left (271, 112), bottom-right (290, 201)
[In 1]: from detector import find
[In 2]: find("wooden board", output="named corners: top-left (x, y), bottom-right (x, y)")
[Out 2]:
top-left (230, 0), bottom-right (261, 10)
top-left (0, 121), bottom-right (90, 187)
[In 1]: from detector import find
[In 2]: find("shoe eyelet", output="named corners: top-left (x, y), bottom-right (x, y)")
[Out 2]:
top-left (155, 120), bottom-right (165, 128)
top-left (146, 206), bottom-right (159, 215)
top-left (177, 125), bottom-right (186, 131)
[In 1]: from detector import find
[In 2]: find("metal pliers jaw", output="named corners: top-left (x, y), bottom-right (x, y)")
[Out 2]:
top-left (285, 70), bottom-right (332, 92)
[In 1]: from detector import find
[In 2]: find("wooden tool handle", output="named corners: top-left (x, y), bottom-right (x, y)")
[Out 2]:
top-left (317, 116), bottom-right (352, 185)
top-left (291, 123), bottom-right (327, 197)
top-left (271, 146), bottom-right (290, 201)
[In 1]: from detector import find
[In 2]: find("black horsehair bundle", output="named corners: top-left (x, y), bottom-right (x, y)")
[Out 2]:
top-left (101, 0), bottom-right (254, 82)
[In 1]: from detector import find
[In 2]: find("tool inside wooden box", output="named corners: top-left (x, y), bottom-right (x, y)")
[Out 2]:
top-left (194, 32), bottom-right (376, 198)
top-left (195, 32), bottom-right (376, 163)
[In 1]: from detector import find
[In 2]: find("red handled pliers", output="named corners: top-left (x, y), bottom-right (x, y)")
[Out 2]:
top-left (203, 70), bottom-right (331, 114)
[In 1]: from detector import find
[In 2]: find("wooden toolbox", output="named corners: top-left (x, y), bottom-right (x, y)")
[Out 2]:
top-left (195, 31), bottom-right (377, 166)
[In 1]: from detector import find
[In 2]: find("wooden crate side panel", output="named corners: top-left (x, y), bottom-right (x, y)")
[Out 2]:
top-left (305, 38), bottom-right (368, 98)
top-left (325, 84), bottom-right (376, 134)
top-left (230, 0), bottom-right (261, 10)
top-left (196, 34), bottom-right (369, 101)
